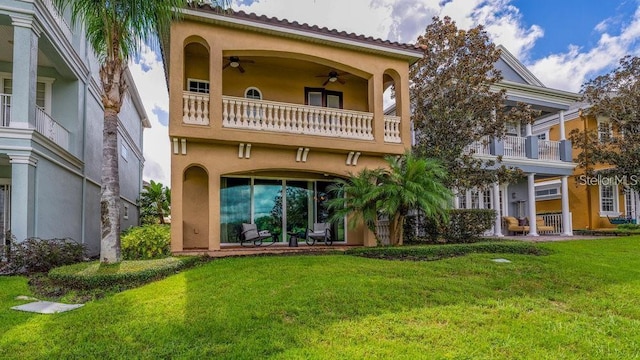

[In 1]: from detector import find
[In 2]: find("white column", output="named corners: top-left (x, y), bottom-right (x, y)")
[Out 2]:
top-left (526, 123), bottom-right (532, 136)
top-left (10, 15), bottom-right (40, 129)
top-left (561, 175), bottom-right (572, 236)
top-left (559, 110), bottom-right (566, 141)
top-left (9, 154), bottom-right (38, 241)
top-left (493, 182), bottom-right (503, 237)
top-left (453, 192), bottom-right (459, 209)
top-left (527, 173), bottom-right (538, 236)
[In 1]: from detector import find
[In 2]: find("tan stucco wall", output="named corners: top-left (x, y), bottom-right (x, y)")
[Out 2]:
top-left (168, 19), bottom-right (412, 154)
top-left (170, 141), bottom-right (385, 251)
top-left (545, 115), bottom-right (626, 229)
top-left (168, 16), bottom-right (415, 251)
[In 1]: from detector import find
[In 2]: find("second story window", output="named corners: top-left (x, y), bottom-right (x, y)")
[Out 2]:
top-left (305, 87), bottom-right (343, 109)
top-left (188, 78), bottom-right (209, 94)
top-left (244, 87), bottom-right (262, 100)
top-left (597, 119), bottom-right (612, 143)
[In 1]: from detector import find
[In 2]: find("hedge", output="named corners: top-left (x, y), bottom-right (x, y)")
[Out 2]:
top-left (404, 209), bottom-right (496, 244)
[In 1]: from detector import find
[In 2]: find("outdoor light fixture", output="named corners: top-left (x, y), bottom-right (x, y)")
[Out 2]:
top-left (229, 56), bottom-right (240, 68)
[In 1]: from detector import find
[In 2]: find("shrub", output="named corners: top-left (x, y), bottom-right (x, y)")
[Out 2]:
top-left (347, 241), bottom-right (548, 261)
top-left (404, 209), bottom-right (496, 244)
top-left (0, 234), bottom-right (86, 275)
top-left (121, 224), bottom-right (171, 260)
top-left (48, 256), bottom-right (202, 290)
top-left (617, 223), bottom-right (640, 231)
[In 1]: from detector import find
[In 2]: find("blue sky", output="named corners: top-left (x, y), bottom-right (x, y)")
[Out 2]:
top-left (131, 0), bottom-right (640, 184)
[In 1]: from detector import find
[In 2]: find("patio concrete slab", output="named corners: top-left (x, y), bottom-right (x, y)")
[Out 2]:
top-left (11, 301), bottom-right (84, 314)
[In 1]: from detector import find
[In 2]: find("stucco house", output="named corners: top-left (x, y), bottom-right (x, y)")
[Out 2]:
top-left (455, 46), bottom-right (581, 236)
top-left (533, 103), bottom-right (639, 230)
top-left (1, 0), bottom-right (149, 254)
top-left (161, 3), bottom-right (421, 251)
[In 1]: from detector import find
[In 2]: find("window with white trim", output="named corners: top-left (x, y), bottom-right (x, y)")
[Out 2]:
top-left (187, 78), bottom-right (209, 94)
top-left (121, 144), bottom-right (129, 162)
top-left (1, 74), bottom-right (54, 113)
top-left (536, 131), bottom-right (549, 141)
top-left (123, 205), bottom-right (129, 220)
top-left (599, 181), bottom-right (619, 216)
top-left (244, 87), bottom-right (262, 100)
top-left (535, 180), bottom-right (561, 200)
top-left (597, 119), bottom-right (612, 143)
top-left (458, 194), bottom-right (467, 209)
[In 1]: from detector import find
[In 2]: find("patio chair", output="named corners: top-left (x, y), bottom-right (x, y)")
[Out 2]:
top-left (535, 216), bottom-right (555, 234)
top-left (305, 222), bottom-right (332, 246)
top-left (503, 216), bottom-right (529, 235)
top-left (240, 223), bottom-right (275, 246)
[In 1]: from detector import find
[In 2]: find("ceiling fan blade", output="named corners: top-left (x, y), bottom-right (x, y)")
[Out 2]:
top-left (223, 63), bottom-right (231, 69)
top-left (242, 60), bottom-right (255, 64)
top-left (322, 78), bottom-right (330, 86)
top-left (316, 74), bottom-right (328, 77)
top-left (238, 65), bottom-right (245, 73)
top-left (337, 78), bottom-right (346, 85)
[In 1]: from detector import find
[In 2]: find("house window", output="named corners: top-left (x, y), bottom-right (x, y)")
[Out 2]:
top-left (536, 132), bottom-right (548, 141)
top-left (187, 78), bottom-right (209, 94)
top-left (121, 144), bottom-right (129, 162)
top-left (597, 119), bottom-right (612, 143)
top-left (483, 190), bottom-right (492, 209)
top-left (2, 78), bottom-right (49, 111)
top-left (244, 87), bottom-right (262, 100)
top-left (535, 180), bottom-right (561, 200)
top-left (458, 194), bottom-right (467, 209)
top-left (599, 182), bottom-right (619, 216)
top-left (123, 205), bottom-right (129, 220)
top-left (304, 87), bottom-right (343, 109)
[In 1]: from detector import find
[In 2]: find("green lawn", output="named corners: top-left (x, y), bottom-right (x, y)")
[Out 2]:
top-left (2, 238), bottom-right (640, 359)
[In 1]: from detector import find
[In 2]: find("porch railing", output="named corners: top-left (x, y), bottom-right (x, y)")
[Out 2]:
top-left (383, 115), bottom-right (401, 143)
top-left (35, 106), bottom-right (69, 149)
top-left (538, 139), bottom-right (561, 161)
top-left (539, 212), bottom-right (572, 234)
top-left (503, 135), bottom-right (527, 158)
top-left (221, 95), bottom-right (374, 140)
top-left (0, 94), bottom-right (9, 127)
top-left (376, 219), bottom-right (390, 245)
top-left (182, 91), bottom-right (210, 125)
top-left (463, 136), bottom-right (491, 155)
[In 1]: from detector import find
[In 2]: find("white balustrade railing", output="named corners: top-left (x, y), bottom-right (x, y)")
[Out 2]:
top-left (384, 115), bottom-right (401, 143)
top-left (503, 135), bottom-right (527, 158)
top-left (183, 91), bottom-right (210, 125)
top-left (35, 106), bottom-right (69, 150)
top-left (0, 94), bottom-right (10, 127)
top-left (538, 139), bottom-right (560, 161)
top-left (464, 136), bottom-right (491, 155)
top-left (222, 95), bottom-right (374, 140)
top-left (376, 219), bottom-right (390, 245)
top-left (539, 213), bottom-right (572, 234)
top-left (42, 0), bottom-right (73, 41)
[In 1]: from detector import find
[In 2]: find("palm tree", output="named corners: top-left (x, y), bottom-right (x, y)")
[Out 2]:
top-left (141, 180), bottom-right (170, 225)
top-left (52, 0), bottom-right (229, 263)
top-left (328, 152), bottom-right (451, 245)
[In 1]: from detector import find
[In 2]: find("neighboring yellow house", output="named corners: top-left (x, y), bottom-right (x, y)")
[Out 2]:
top-left (160, 4), bottom-right (421, 251)
top-left (534, 105), bottom-right (638, 229)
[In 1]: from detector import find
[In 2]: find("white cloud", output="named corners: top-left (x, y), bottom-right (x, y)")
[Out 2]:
top-left (528, 6), bottom-right (640, 92)
top-left (132, 0), bottom-right (640, 187)
top-left (129, 44), bottom-right (171, 186)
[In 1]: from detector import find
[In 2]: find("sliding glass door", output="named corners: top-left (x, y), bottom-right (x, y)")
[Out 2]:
top-left (220, 177), bottom-right (344, 243)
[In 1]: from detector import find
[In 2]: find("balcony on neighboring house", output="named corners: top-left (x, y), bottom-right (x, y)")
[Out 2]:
top-left (41, 0), bottom-right (73, 42)
top-left (465, 134), bottom-right (569, 162)
top-left (0, 93), bottom-right (70, 150)
top-left (181, 92), bottom-right (402, 143)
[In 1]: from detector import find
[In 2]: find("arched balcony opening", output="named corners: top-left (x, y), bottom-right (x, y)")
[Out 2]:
top-left (383, 69), bottom-right (402, 143)
top-left (183, 39), bottom-right (210, 125)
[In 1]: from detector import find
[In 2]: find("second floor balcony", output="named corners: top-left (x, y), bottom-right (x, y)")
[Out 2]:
top-left (0, 94), bottom-right (70, 150)
top-left (182, 92), bottom-right (402, 143)
top-left (464, 134), bottom-right (570, 163)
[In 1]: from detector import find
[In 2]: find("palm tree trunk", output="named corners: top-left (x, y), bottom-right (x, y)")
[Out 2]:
top-left (389, 215), bottom-right (405, 246)
top-left (157, 203), bottom-right (165, 225)
top-left (100, 108), bottom-right (121, 263)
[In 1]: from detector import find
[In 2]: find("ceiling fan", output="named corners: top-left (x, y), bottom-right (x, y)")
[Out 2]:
top-left (316, 71), bottom-right (347, 86)
top-left (223, 56), bottom-right (254, 73)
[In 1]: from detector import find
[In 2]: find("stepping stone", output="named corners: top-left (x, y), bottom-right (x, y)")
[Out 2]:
top-left (11, 301), bottom-right (84, 314)
top-left (491, 258), bottom-right (512, 263)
